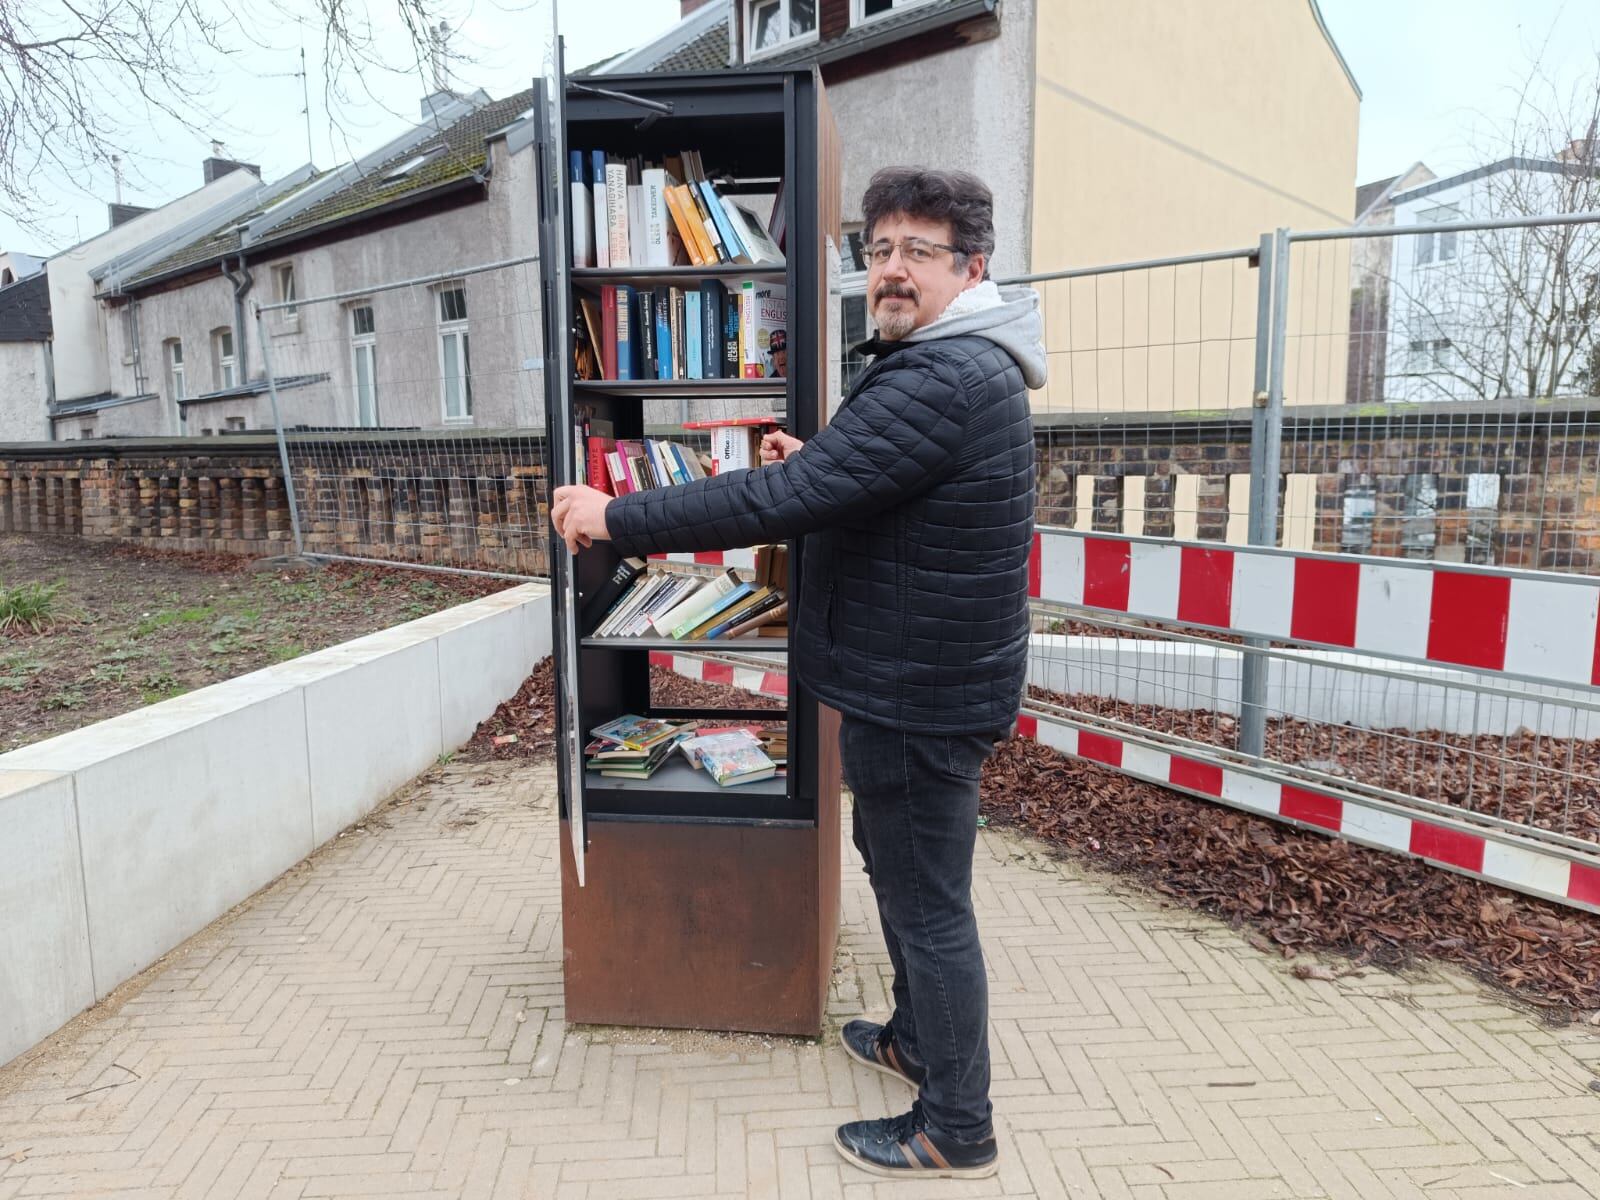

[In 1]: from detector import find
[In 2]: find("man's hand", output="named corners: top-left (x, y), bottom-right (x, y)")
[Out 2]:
top-left (760, 431), bottom-right (805, 464)
top-left (551, 485), bottom-right (614, 555)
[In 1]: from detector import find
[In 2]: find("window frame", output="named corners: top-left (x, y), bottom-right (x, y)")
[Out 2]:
top-left (349, 302), bottom-right (379, 428)
top-left (1412, 204), bottom-right (1461, 269)
top-left (271, 262), bottom-right (299, 331)
top-left (213, 325), bottom-right (237, 390)
top-left (850, 0), bottom-right (936, 27)
top-left (744, 0), bottom-right (819, 62)
top-left (166, 338), bottom-right (186, 402)
top-left (436, 282), bottom-right (473, 424)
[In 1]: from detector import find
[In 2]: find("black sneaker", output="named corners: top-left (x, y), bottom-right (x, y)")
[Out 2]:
top-left (835, 1102), bottom-right (999, 1179)
top-left (840, 1019), bottom-right (926, 1088)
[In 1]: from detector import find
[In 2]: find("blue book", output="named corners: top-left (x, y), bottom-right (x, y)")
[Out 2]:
top-left (666, 442), bottom-right (697, 483)
top-left (673, 582), bottom-right (753, 639)
top-left (698, 180), bottom-right (747, 263)
top-left (654, 291), bottom-right (673, 380)
top-left (616, 285), bottom-right (637, 380)
top-left (569, 149), bottom-right (585, 184)
top-left (685, 291), bottom-right (703, 379)
top-left (700, 281), bottom-right (726, 379)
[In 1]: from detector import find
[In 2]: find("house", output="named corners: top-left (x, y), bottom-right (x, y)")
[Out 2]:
top-left (0, 272), bottom-right (53, 440)
top-left (1345, 162), bottom-right (1436, 405)
top-left (588, 0), bottom-right (1361, 404)
top-left (83, 89), bottom-right (544, 439)
top-left (1383, 155), bottom-right (1600, 404)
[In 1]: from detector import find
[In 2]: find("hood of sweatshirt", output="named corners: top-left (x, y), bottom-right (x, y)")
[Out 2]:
top-left (896, 279), bottom-right (1047, 390)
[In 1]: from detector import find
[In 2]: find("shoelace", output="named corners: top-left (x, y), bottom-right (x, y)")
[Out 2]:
top-left (875, 1101), bottom-right (927, 1146)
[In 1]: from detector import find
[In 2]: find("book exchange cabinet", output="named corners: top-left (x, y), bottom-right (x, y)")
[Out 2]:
top-left (536, 67), bottom-right (844, 1036)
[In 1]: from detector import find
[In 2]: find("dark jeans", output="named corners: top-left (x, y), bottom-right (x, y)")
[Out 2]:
top-left (839, 715), bottom-right (1001, 1142)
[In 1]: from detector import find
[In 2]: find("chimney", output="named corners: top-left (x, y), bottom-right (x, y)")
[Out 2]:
top-left (204, 157), bottom-right (260, 184)
top-left (681, 0), bottom-right (713, 14)
top-left (108, 202), bottom-right (152, 228)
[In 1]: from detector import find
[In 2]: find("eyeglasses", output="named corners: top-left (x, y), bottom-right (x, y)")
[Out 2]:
top-left (864, 238), bottom-right (963, 267)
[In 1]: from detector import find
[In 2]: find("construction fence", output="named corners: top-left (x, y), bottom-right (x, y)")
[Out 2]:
top-left (246, 211), bottom-right (1600, 913)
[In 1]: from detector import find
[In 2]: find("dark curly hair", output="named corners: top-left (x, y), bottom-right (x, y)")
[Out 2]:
top-left (861, 166), bottom-right (995, 277)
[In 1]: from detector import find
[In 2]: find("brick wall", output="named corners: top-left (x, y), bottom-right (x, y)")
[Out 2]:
top-left (3, 399), bottom-right (1596, 576)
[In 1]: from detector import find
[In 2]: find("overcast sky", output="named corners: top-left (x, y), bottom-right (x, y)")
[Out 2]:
top-left (6, 0), bottom-right (1599, 256)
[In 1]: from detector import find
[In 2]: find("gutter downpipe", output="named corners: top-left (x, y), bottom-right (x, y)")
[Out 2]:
top-left (221, 254), bottom-right (255, 380)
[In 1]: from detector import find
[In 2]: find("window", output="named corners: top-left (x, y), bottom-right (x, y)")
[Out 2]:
top-left (350, 303), bottom-right (379, 427)
top-left (745, 0), bottom-right (817, 60)
top-left (226, 417), bottom-right (246, 432)
top-left (166, 339), bottom-right (185, 401)
top-left (1401, 473), bottom-right (1439, 558)
top-left (1405, 331), bottom-right (1454, 373)
top-left (382, 146), bottom-right (445, 182)
top-left (436, 284), bottom-right (472, 422)
top-left (1340, 477), bottom-right (1376, 552)
top-left (213, 326), bottom-right (237, 390)
top-left (1413, 205), bottom-right (1460, 267)
top-left (272, 263), bottom-right (298, 326)
top-left (853, 0), bottom-right (935, 23)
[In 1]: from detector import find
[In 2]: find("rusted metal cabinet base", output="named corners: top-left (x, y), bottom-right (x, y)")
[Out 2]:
top-left (560, 795), bottom-right (840, 1038)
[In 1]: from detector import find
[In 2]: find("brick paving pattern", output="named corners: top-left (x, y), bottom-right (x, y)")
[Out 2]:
top-left (3, 760), bottom-right (1599, 1199)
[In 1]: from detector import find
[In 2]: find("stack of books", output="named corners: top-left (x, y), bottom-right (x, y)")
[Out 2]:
top-left (581, 546), bottom-right (789, 641)
top-left (585, 715), bottom-right (695, 779)
top-left (576, 417), bottom-right (711, 495)
top-left (575, 279), bottom-right (787, 382)
top-left (676, 727), bottom-right (778, 787)
top-left (568, 148), bottom-right (784, 271)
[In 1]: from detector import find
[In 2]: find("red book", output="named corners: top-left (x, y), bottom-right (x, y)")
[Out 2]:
top-left (586, 436), bottom-right (615, 494)
top-left (600, 286), bottom-right (619, 380)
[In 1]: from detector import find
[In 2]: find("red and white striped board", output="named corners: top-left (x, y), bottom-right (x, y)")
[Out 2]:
top-left (1014, 712), bottom-right (1600, 916)
top-left (648, 548), bottom-right (758, 572)
top-left (649, 650), bottom-right (788, 700)
top-left (1029, 530), bottom-right (1600, 689)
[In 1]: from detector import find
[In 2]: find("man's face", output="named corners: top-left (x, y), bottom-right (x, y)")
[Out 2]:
top-left (867, 212), bottom-right (985, 341)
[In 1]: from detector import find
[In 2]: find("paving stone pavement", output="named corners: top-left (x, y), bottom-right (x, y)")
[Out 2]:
top-left (4, 759), bottom-right (1600, 1200)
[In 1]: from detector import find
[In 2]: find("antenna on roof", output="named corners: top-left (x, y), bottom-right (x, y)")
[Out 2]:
top-left (111, 155), bottom-right (123, 205)
top-left (300, 44), bottom-right (313, 163)
top-left (430, 20), bottom-right (452, 92)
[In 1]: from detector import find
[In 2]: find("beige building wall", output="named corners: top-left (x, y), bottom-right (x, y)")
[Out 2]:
top-left (1028, 0), bottom-right (1360, 414)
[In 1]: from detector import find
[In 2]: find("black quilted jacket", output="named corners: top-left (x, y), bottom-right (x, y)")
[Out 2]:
top-left (608, 320), bottom-right (1037, 734)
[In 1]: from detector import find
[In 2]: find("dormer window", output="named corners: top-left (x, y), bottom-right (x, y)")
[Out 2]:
top-left (854, 0), bottom-right (937, 23)
top-left (745, 0), bottom-right (817, 61)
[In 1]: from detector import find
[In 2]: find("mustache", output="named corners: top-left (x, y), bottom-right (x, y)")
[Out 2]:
top-left (874, 284), bottom-right (918, 303)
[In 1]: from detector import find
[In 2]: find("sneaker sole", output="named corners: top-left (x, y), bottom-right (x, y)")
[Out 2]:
top-left (834, 1134), bottom-right (999, 1179)
top-left (838, 1029), bottom-right (920, 1089)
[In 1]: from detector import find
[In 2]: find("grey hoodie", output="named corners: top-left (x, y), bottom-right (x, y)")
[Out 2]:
top-left (902, 279), bottom-right (1048, 390)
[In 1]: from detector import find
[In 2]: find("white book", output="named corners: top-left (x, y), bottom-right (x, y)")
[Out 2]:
top-left (651, 569), bottom-right (740, 636)
top-left (598, 575), bottom-right (662, 637)
top-left (571, 181), bottom-right (594, 268)
top-left (722, 197), bottom-right (784, 266)
top-left (642, 168), bottom-right (672, 267)
top-left (627, 183), bottom-right (645, 271)
top-left (630, 575), bottom-right (695, 637)
top-left (605, 161), bottom-right (631, 267)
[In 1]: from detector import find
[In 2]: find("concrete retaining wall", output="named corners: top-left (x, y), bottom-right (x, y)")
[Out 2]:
top-left (0, 582), bottom-right (552, 1069)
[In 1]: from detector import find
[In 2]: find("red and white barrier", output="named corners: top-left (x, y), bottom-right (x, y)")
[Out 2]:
top-left (1030, 531), bottom-right (1600, 688)
top-left (648, 548), bottom-right (758, 572)
top-left (1013, 712), bottom-right (1600, 916)
top-left (648, 650), bottom-right (787, 700)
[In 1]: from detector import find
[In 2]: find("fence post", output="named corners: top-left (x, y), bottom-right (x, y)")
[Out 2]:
top-left (1239, 227), bottom-right (1290, 757)
top-left (254, 304), bottom-right (307, 557)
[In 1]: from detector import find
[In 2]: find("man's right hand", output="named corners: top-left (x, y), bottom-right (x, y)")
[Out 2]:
top-left (760, 431), bottom-right (805, 464)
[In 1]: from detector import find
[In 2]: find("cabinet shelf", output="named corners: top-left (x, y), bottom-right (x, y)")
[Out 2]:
top-left (574, 378), bottom-right (787, 399)
top-left (582, 636), bottom-right (789, 653)
top-left (573, 266), bottom-right (786, 285)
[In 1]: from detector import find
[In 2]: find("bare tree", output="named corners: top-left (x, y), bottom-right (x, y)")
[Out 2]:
top-left (0, 0), bottom-right (494, 242)
top-left (1384, 57), bottom-right (1600, 404)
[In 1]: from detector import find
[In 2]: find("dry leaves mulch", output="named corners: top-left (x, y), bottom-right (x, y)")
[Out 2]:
top-left (485, 659), bottom-right (1600, 1019)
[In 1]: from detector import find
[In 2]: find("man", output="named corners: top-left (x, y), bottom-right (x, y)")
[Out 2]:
top-left (552, 166), bottom-right (1044, 1180)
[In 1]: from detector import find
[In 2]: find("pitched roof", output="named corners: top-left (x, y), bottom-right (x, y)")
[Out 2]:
top-left (123, 90), bottom-right (532, 290)
top-left (1354, 175), bottom-right (1398, 220)
top-left (0, 271), bottom-right (51, 342)
top-left (1390, 156), bottom-right (1600, 207)
top-left (654, 20), bottom-right (729, 71)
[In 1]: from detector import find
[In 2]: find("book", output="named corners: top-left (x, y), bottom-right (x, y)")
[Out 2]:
top-left (677, 581), bottom-right (755, 640)
top-left (615, 285), bottom-right (637, 380)
top-left (768, 176), bottom-right (786, 250)
top-left (653, 568), bottom-right (740, 635)
top-left (699, 178), bottom-right (747, 263)
top-left (678, 726), bottom-right (761, 768)
top-left (722, 292), bottom-right (741, 377)
top-left (642, 168), bottom-right (673, 267)
top-left (707, 423), bottom-right (764, 474)
top-left (704, 586), bottom-right (775, 639)
top-left (600, 286), bottom-right (618, 380)
top-left (586, 433), bottom-right (614, 494)
top-left (579, 556), bottom-right (646, 632)
top-left (742, 281), bottom-right (788, 379)
top-left (593, 574), bottom-right (653, 636)
top-left (722, 197), bottom-right (784, 266)
top-left (726, 599), bottom-right (787, 639)
top-left (627, 180), bottom-right (645, 268)
top-left (700, 281), bottom-right (726, 379)
top-left (694, 731), bottom-right (777, 787)
top-left (590, 150), bottom-right (609, 269)
top-left (605, 158), bottom-right (631, 266)
top-left (654, 291), bottom-right (673, 381)
top-left (637, 288), bottom-right (657, 379)
top-left (663, 184), bottom-right (709, 266)
top-left (671, 183), bottom-right (719, 264)
top-left (685, 290), bottom-right (703, 379)
top-left (671, 288), bottom-right (686, 379)
top-left (569, 151), bottom-right (594, 269)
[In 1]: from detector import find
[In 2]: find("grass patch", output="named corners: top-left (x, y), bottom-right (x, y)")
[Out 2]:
top-left (133, 605), bottom-right (215, 637)
top-left (0, 652), bottom-right (45, 691)
top-left (0, 581), bottom-right (64, 633)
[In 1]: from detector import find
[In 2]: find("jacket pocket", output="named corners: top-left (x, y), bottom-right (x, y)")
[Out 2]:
top-left (824, 578), bottom-right (839, 663)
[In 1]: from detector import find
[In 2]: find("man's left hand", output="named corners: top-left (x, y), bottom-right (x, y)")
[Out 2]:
top-left (551, 485), bottom-right (613, 555)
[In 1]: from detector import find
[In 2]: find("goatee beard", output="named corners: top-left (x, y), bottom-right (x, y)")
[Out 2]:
top-left (874, 301), bottom-right (916, 341)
